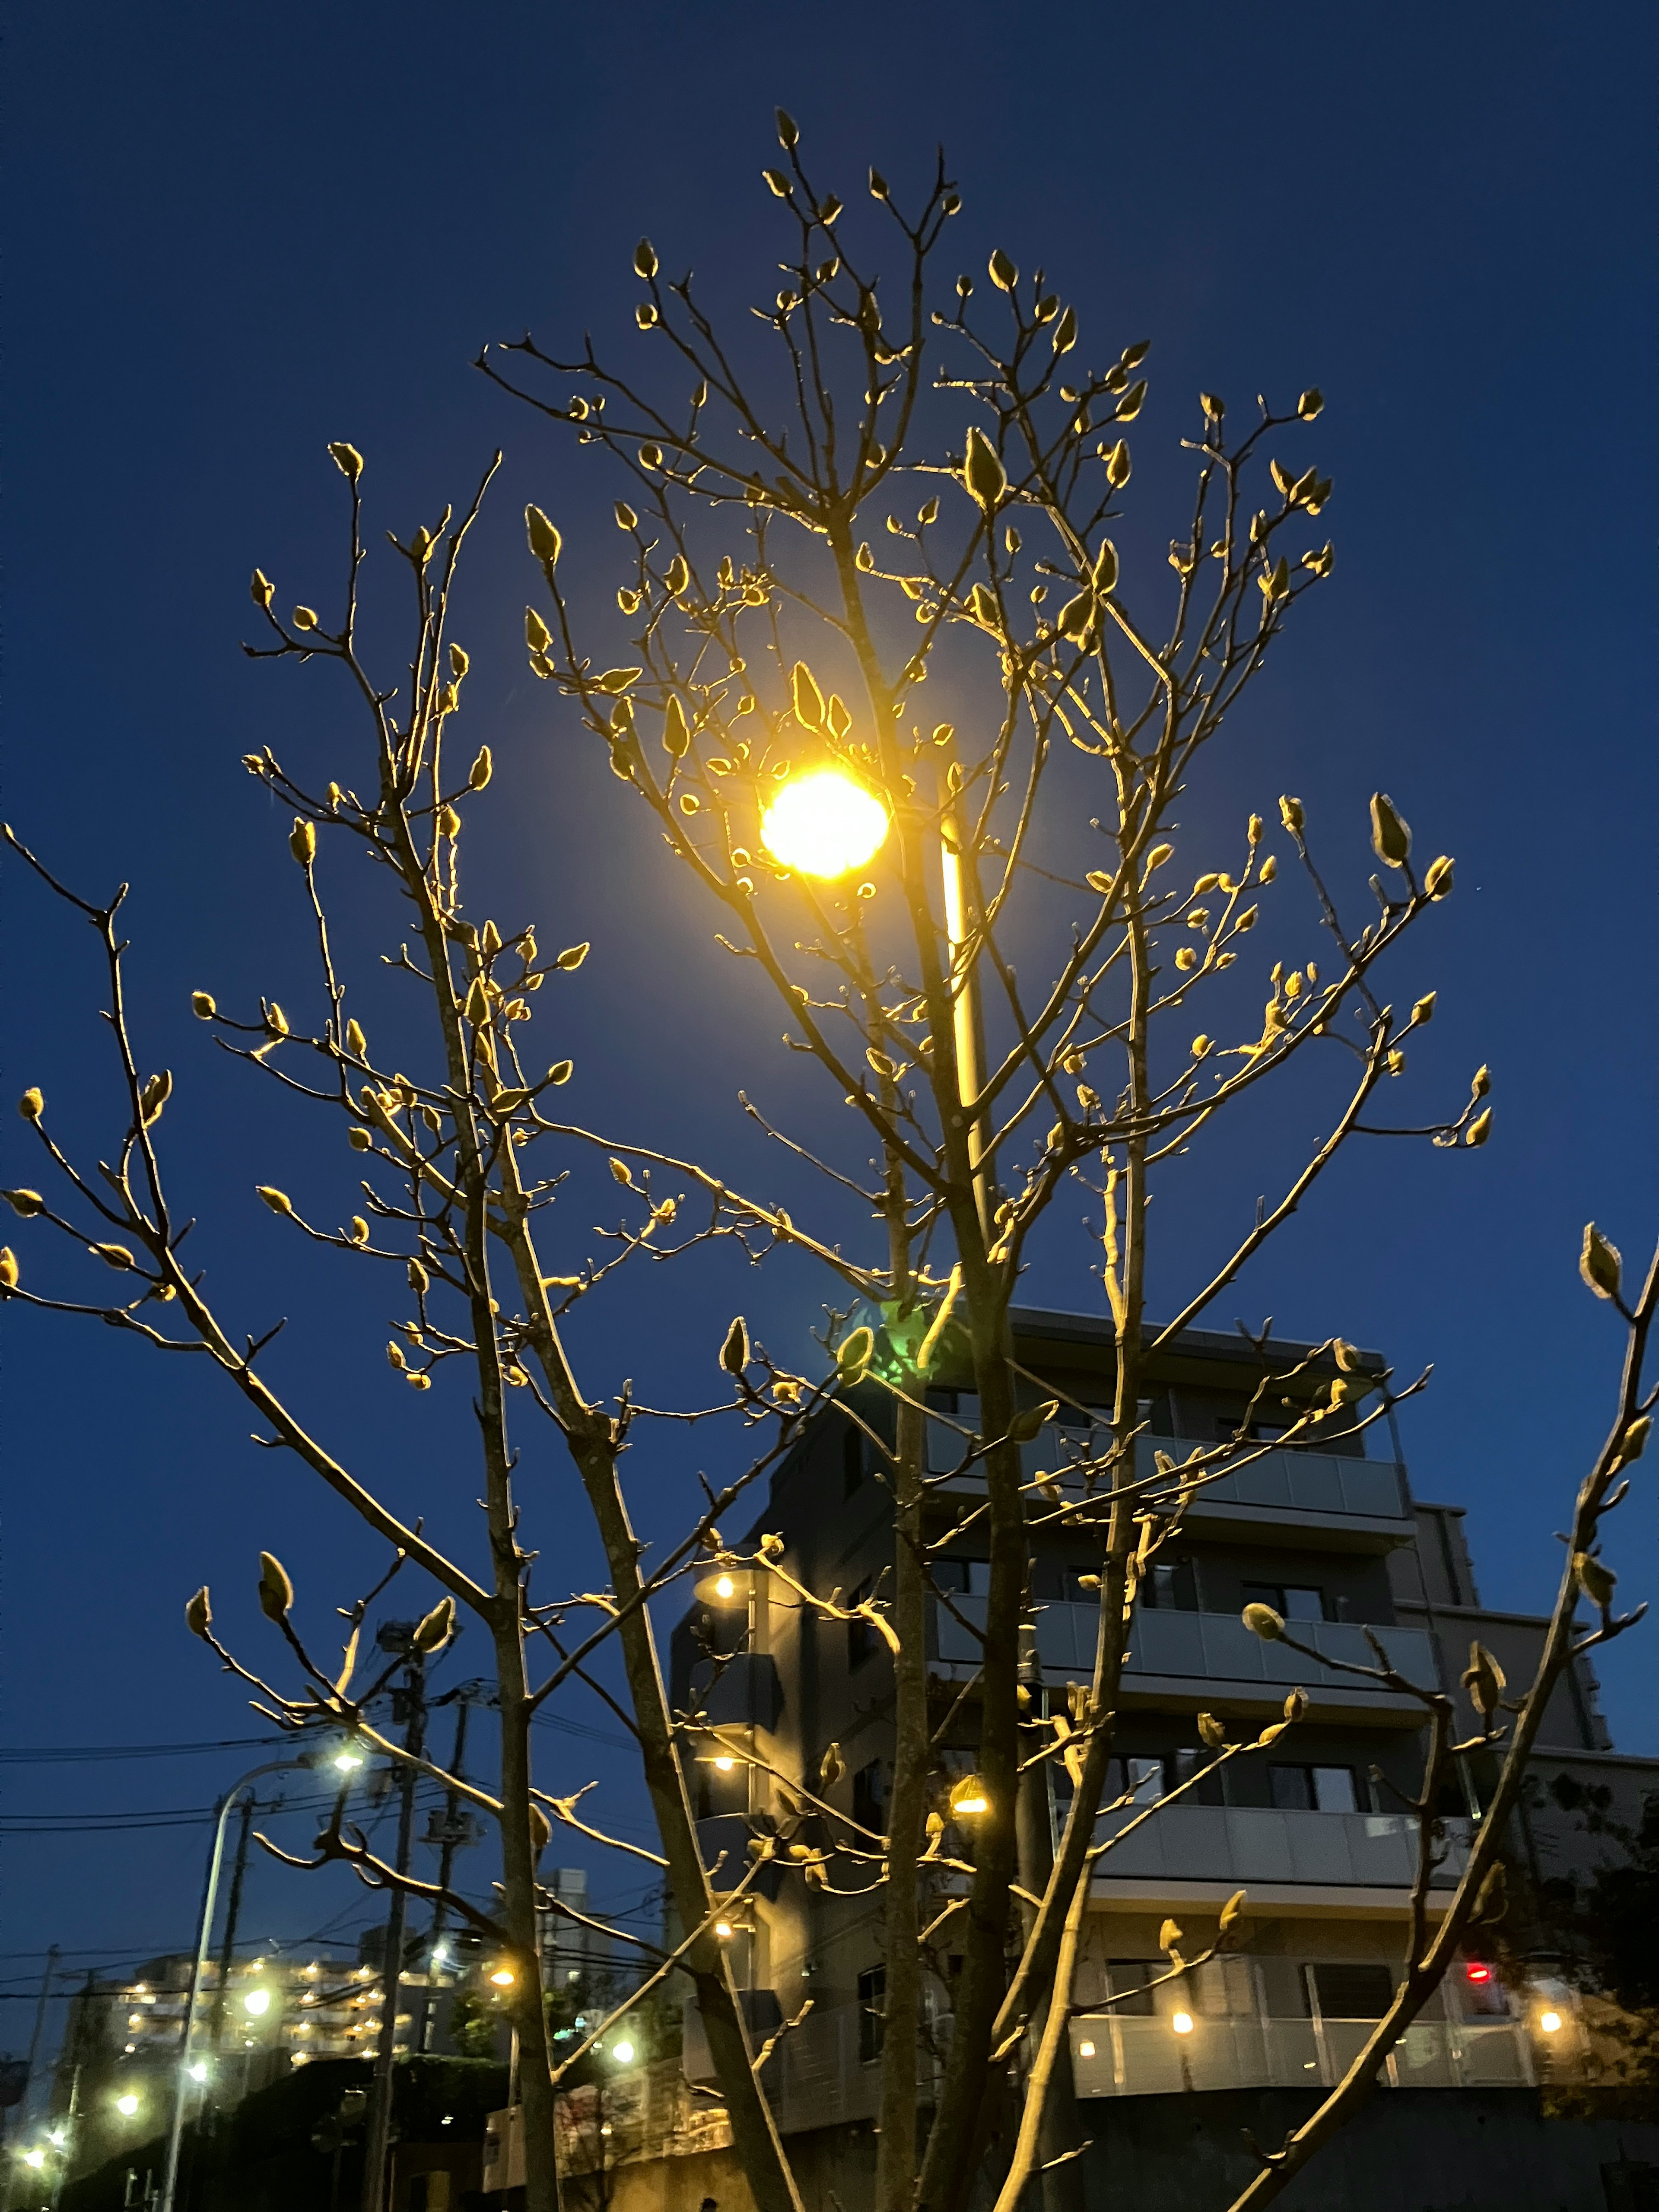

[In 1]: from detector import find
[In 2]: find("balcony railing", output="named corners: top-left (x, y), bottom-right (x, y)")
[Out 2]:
top-left (1070, 2011), bottom-right (1532, 2097)
top-left (1089, 1801), bottom-right (1469, 1890)
top-left (935, 1598), bottom-right (1437, 1696)
top-left (926, 1423), bottom-right (1408, 1521)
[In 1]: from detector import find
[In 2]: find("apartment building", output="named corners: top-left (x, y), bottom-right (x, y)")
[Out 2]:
top-left (668, 1305), bottom-right (1656, 2160)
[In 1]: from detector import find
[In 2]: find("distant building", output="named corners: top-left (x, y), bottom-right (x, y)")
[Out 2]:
top-left (667, 1306), bottom-right (1659, 2164)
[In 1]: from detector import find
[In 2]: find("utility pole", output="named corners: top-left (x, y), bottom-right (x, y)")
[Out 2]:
top-left (206, 1796), bottom-right (258, 2060)
top-left (359, 1630), bottom-right (426, 2212)
top-left (417, 1692), bottom-right (476, 2054)
top-left (2, 1947), bottom-right (58, 2211)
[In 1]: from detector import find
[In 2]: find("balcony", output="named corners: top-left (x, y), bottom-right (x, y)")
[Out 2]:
top-left (934, 1599), bottom-right (1437, 1705)
top-left (686, 1650), bottom-right (782, 1730)
top-left (926, 1421), bottom-right (1409, 1533)
top-left (1088, 1801), bottom-right (1469, 1892)
top-left (1070, 2010), bottom-right (1531, 2097)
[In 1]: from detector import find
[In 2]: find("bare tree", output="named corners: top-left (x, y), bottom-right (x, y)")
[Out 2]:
top-left (476, 113), bottom-right (1655, 2211)
top-left (3, 114), bottom-right (1652, 2212)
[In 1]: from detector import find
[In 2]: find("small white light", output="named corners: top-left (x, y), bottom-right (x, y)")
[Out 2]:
top-left (1077, 2040), bottom-right (1096, 2059)
top-left (612, 2040), bottom-right (635, 2064)
top-left (48, 2130), bottom-right (66, 2147)
top-left (714, 1921), bottom-right (734, 1941)
top-left (334, 1751), bottom-right (363, 1773)
top-left (431, 1945), bottom-right (448, 1967)
top-left (24, 2150), bottom-right (45, 2170)
top-left (713, 1756), bottom-right (736, 1773)
top-left (1171, 2012), bottom-right (1194, 2036)
top-left (243, 1988), bottom-right (271, 2017)
top-left (116, 2094), bottom-right (140, 2117)
top-left (188, 2062), bottom-right (209, 2084)
top-left (1540, 2009), bottom-right (1563, 2034)
top-left (715, 1575), bottom-right (736, 1600)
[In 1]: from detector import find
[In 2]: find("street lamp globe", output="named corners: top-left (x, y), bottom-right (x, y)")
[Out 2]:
top-left (760, 771), bottom-right (890, 880)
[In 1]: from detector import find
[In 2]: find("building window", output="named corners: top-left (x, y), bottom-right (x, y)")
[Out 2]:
top-left (853, 1759), bottom-right (887, 1835)
top-left (1241, 1580), bottom-right (1327, 1623)
top-left (843, 1427), bottom-right (864, 1499)
top-left (1106, 1755), bottom-right (1165, 1802)
top-left (848, 1578), bottom-right (875, 1670)
top-left (935, 1558), bottom-right (991, 1597)
top-left (1305, 1962), bottom-right (1394, 2020)
top-left (1269, 1764), bottom-right (1360, 1814)
top-left (1141, 1559), bottom-right (1198, 1611)
top-left (1105, 1961), bottom-right (1159, 2017)
top-left (858, 1966), bottom-right (887, 2063)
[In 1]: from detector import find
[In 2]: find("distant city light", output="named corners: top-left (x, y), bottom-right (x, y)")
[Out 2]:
top-left (243, 1989), bottom-right (271, 2017)
top-left (1171, 2012), bottom-right (1195, 2037)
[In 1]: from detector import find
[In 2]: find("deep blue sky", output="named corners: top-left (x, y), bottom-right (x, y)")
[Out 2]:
top-left (4, 0), bottom-right (1656, 2059)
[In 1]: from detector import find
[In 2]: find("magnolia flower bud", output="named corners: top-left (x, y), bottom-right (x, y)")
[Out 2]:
top-left (555, 943), bottom-right (590, 972)
top-left (1283, 1688), bottom-right (1308, 1722)
top-left (349, 1218), bottom-right (369, 1245)
top-left (1465, 1108), bottom-right (1493, 1146)
top-left (292, 607), bottom-right (318, 632)
top-left (1201, 393), bottom-right (1225, 422)
top-left (1192, 1035), bottom-right (1213, 1058)
top-left (1412, 993), bottom-right (1436, 1026)
top-left (289, 819), bottom-right (316, 868)
top-left (1616, 1416), bottom-right (1650, 1464)
top-left (19, 1089), bottom-right (44, 1120)
top-left (1425, 855), bottom-right (1454, 899)
top-left (1297, 388), bottom-right (1324, 420)
top-left (836, 1326), bottom-right (875, 1383)
top-left (820, 1742), bottom-right (845, 1788)
top-left (1574, 1552), bottom-right (1616, 1608)
top-left (1198, 1713), bottom-right (1227, 1749)
top-left (265, 1005), bottom-right (289, 1039)
top-left (437, 805), bottom-right (460, 839)
top-left (525, 505), bottom-right (562, 566)
top-left (1461, 1640), bottom-right (1505, 1717)
top-left (192, 992), bottom-right (216, 1020)
top-left (525, 607), bottom-right (552, 655)
top-left (721, 1316), bottom-right (750, 1375)
top-left (1158, 1919), bottom-right (1183, 1957)
top-left (3, 1188), bottom-right (43, 1217)
top-left (257, 1187), bottom-right (293, 1217)
top-left (251, 569), bottom-right (275, 608)
top-left (349, 1128), bottom-right (372, 1151)
top-left (257, 1551), bottom-right (294, 1621)
top-left (186, 1586), bottom-right (212, 1638)
top-left (469, 747), bottom-right (493, 791)
top-left (328, 441), bottom-right (364, 482)
top-left (0, 1248), bottom-right (19, 1289)
top-left (634, 236), bottom-right (658, 279)
top-left (344, 1019), bottom-right (367, 1058)
top-left (1010, 1399), bottom-right (1059, 1444)
top-left (1219, 1888), bottom-right (1248, 1936)
top-left (1279, 795), bottom-right (1304, 835)
top-left (1242, 1602), bottom-right (1284, 1640)
top-left (1580, 1224), bottom-right (1622, 1300)
top-left (413, 1594), bottom-right (456, 1652)
top-left (963, 426), bottom-right (1008, 511)
top-left (1369, 792), bottom-right (1411, 868)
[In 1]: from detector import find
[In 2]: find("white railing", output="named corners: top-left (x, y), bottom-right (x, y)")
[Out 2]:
top-left (1070, 2012), bottom-right (1532, 2097)
top-left (934, 1598), bottom-right (1437, 1696)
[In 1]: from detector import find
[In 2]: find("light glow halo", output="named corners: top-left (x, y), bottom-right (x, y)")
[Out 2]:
top-left (760, 769), bottom-right (890, 880)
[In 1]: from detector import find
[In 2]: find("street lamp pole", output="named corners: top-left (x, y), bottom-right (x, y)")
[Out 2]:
top-left (158, 1758), bottom-right (299, 2212)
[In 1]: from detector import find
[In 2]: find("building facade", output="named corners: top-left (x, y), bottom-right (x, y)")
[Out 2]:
top-left (668, 1306), bottom-right (1657, 2156)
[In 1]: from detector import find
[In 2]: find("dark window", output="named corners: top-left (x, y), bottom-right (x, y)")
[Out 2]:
top-left (1269, 1764), bottom-right (1314, 1812)
top-left (1142, 1560), bottom-right (1197, 1611)
top-left (1242, 1580), bottom-right (1326, 1623)
top-left (858, 1965), bottom-right (887, 2063)
top-left (935, 1559), bottom-right (990, 1597)
top-left (1271, 1764), bottom-right (1360, 1813)
top-left (1106, 1961), bottom-right (1159, 2018)
top-left (853, 1759), bottom-right (887, 1835)
top-left (847, 1578), bottom-right (875, 1670)
top-left (843, 1426), bottom-right (864, 1499)
top-left (1107, 1755), bottom-right (1165, 1802)
top-left (1307, 1962), bottom-right (1394, 2019)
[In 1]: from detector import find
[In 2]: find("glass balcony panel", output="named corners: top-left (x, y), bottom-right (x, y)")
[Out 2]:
top-left (1286, 1454), bottom-right (1347, 1513)
top-left (1263, 2017), bottom-right (1325, 2085)
top-left (1320, 2018), bottom-right (1389, 2083)
top-left (1458, 2021), bottom-right (1534, 2086)
top-left (1199, 1614), bottom-right (1270, 1682)
top-left (1110, 2016), bottom-right (1189, 2094)
top-left (1130, 1611), bottom-right (1206, 1680)
top-left (1223, 1808), bottom-right (1297, 1883)
top-left (1392, 2021), bottom-right (1459, 2087)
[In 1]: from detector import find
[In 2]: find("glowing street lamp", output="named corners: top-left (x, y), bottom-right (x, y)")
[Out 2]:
top-left (949, 1775), bottom-right (991, 1818)
top-left (1170, 2011), bottom-right (1195, 2037)
top-left (333, 1749), bottom-right (364, 1773)
top-left (760, 770), bottom-right (890, 880)
top-left (1539, 2009), bottom-right (1563, 2035)
top-left (611, 2039), bottom-right (636, 2065)
top-left (116, 2094), bottom-right (140, 2118)
top-left (488, 1966), bottom-right (516, 1989)
top-left (23, 2149), bottom-right (46, 2170)
top-left (242, 1988), bottom-right (271, 2018)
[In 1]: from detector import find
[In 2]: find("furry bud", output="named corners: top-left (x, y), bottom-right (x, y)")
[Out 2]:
top-left (257, 1551), bottom-right (294, 1621)
top-left (192, 992), bottom-right (216, 1019)
top-left (289, 819), bottom-right (316, 868)
top-left (186, 1586), bottom-right (213, 1638)
top-left (1242, 1602), bottom-right (1284, 1641)
top-left (525, 505), bottom-right (563, 566)
top-left (413, 1595), bottom-right (456, 1653)
top-left (1580, 1224), bottom-right (1622, 1301)
top-left (257, 1186), bottom-right (293, 1217)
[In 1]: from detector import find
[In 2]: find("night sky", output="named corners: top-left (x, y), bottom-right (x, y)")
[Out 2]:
top-left (4, 0), bottom-right (1655, 2067)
